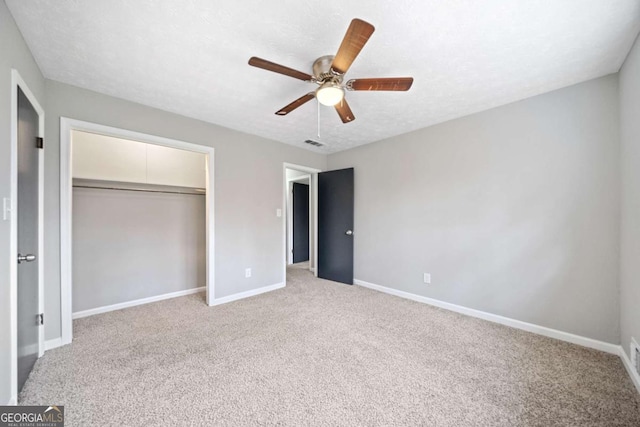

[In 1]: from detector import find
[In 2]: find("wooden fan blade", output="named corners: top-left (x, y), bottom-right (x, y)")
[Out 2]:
top-left (331, 19), bottom-right (375, 75)
top-left (249, 57), bottom-right (313, 81)
top-left (275, 93), bottom-right (315, 116)
top-left (347, 77), bottom-right (414, 91)
top-left (335, 98), bottom-right (355, 123)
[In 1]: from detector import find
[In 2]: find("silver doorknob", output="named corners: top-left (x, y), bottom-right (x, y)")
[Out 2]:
top-left (18, 254), bottom-right (36, 264)
top-left (345, 230), bottom-right (353, 236)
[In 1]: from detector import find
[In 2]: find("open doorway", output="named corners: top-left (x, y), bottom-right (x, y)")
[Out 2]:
top-left (288, 171), bottom-right (310, 266)
top-left (283, 164), bottom-right (355, 286)
top-left (283, 163), bottom-right (320, 283)
top-left (60, 119), bottom-right (215, 346)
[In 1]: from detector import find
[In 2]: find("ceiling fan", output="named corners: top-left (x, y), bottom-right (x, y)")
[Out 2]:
top-left (248, 18), bottom-right (414, 124)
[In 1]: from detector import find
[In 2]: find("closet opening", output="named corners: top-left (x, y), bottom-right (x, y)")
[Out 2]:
top-left (59, 119), bottom-right (215, 345)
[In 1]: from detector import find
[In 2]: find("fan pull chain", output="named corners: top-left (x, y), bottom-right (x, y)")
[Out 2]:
top-left (317, 98), bottom-right (321, 139)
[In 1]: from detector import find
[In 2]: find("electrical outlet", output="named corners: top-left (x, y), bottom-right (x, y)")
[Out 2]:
top-left (245, 268), bottom-right (252, 278)
top-left (276, 209), bottom-right (282, 217)
top-left (423, 273), bottom-right (431, 284)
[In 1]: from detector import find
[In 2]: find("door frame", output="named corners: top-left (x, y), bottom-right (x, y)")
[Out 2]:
top-left (283, 163), bottom-right (321, 281)
top-left (9, 69), bottom-right (45, 405)
top-left (287, 174), bottom-right (311, 265)
top-left (60, 118), bottom-right (215, 346)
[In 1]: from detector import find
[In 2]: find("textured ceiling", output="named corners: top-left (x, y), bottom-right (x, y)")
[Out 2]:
top-left (6, 1), bottom-right (640, 153)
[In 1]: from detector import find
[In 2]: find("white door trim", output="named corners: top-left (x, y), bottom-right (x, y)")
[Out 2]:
top-left (283, 163), bottom-right (321, 281)
top-left (9, 69), bottom-right (45, 404)
top-left (59, 118), bottom-right (216, 346)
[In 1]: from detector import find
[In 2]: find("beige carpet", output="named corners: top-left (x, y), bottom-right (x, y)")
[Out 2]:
top-left (20, 267), bottom-right (640, 426)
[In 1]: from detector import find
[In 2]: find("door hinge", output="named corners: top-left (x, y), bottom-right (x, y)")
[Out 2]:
top-left (38, 313), bottom-right (44, 325)
top-left (36, 137), bottom-right (44, 149)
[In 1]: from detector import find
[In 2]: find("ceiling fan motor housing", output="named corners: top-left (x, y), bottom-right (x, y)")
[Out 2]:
top-left (313, 55), bottom-right (343, 84)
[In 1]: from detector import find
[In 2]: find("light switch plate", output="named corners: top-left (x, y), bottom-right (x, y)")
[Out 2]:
top-left (276, 209), bottom-right (282, 217)
top-left (3, 197), bottom-right (11, 221)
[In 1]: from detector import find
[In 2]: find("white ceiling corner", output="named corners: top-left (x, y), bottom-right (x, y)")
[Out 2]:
top-left (6, 0), bottom-right (640, 153)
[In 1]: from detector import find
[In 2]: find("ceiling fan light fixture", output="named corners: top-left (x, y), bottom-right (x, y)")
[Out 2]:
top-left (316, 82), bottom-right (344, 106)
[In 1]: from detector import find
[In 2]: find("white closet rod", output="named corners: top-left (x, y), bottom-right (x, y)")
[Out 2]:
top-left (72, 184), bottom-right (205, 196)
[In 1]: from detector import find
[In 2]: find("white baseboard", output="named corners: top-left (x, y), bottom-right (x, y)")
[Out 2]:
top-left (45, 337), bottom-right (63, 351)
top-left (354, 279), bottom-right (620, 355)
top-left (619, 346), bottom-right (640, 393)
top-left (72, 287), bottom-right (205, 319)
top-left (210, 282), bottom-right (285, 306)
top-left (6, 396), bottom-right (17, 405)
top-left (19, 343), bottom-right (40, 357)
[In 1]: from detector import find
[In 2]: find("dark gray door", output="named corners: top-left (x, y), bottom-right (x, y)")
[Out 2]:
top-left (318, 168), bottom-right (354, 285)
top-left (17, 87), bottom-right (40, 392)
top-left (292, 182), bottom-right (309, 263)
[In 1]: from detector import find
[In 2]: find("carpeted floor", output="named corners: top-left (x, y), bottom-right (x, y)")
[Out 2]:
top-left (20, 265), bottom-right (640, 426)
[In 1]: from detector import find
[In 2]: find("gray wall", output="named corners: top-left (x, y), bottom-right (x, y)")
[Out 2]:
top-left (44, 80), bottom-right (326, 341)
top-left (620, 34), bottom-right (640, 359)
top-left (328, 75), bottom-right (621, 343)
top-left (73, 188), bottom-right (205, 312)
top-left (0, 2), bottom-right (46, 404)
